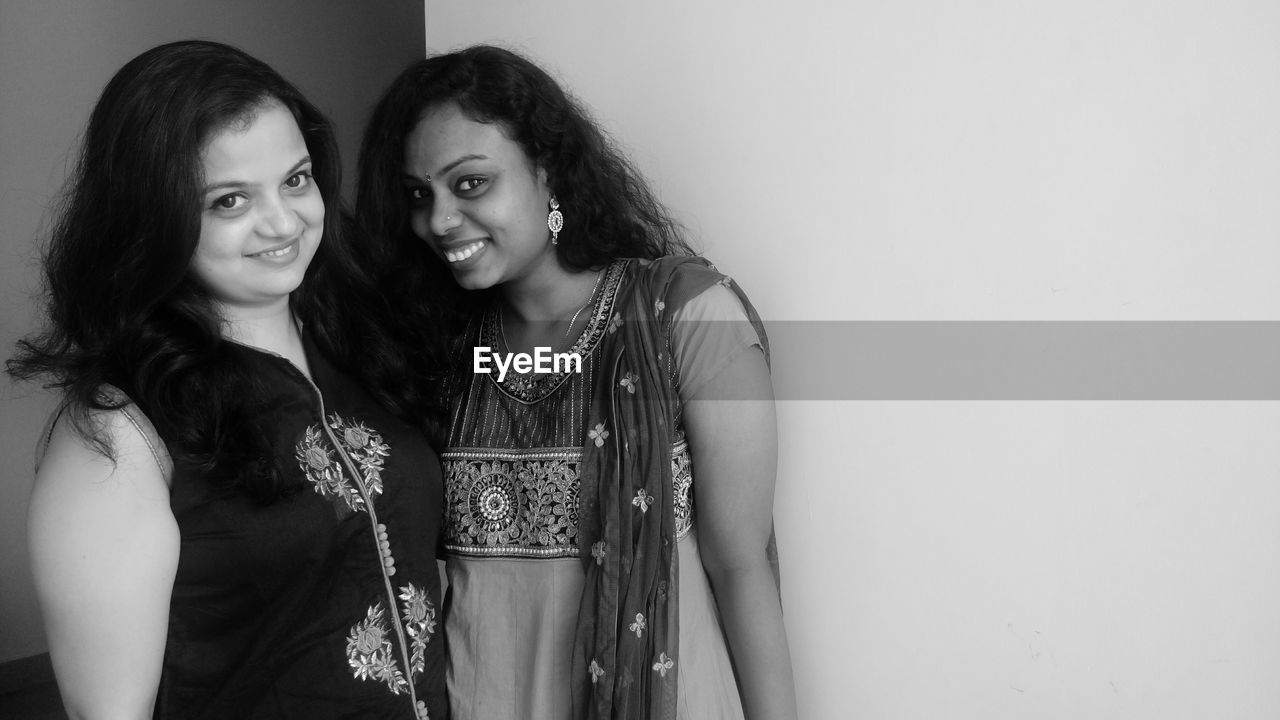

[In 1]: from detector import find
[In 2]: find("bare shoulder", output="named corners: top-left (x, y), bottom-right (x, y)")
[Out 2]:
top-left (28, 403), bottom-right (179, 719)
top-left (38, 399), bottom-right (170, 486)
top-left (31, 403), bottom-right (174, 545)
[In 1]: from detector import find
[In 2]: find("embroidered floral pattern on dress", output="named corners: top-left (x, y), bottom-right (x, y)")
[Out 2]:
top-left (333, 415), bottom-right (390, 495)
top-left (671, 441), bottom-right (694, 539)
top-left (589, 659), bottom-right (606, 684)
top-left (399, 583), bottom-right (436, 676)
top-left (294, 413), bottom-right (389, 513)
top-left (346, 602), bottom-right (408, 694)
top-left (442, 450), bottom-right (581, 558)
top-left (297, 425), bottom-right (362, 511)
top-left (591, 540), bottom-right (607, 565)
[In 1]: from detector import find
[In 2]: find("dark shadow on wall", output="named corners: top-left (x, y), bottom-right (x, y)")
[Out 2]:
top-left (0, 653), bottom-right (65, 719)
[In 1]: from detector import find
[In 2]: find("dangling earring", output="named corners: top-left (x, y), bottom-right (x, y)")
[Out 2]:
top-left (547, 196), bottom-right (564, 245)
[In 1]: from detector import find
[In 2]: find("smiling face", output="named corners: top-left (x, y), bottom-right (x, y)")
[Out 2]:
top-left (401, 102), bottom-right (557, 292)
top-left (192, 101), bottom-right (324, 320)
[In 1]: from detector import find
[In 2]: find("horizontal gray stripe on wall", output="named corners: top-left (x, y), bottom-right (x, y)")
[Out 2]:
top-left (670, 321), bottom-right (1280, 400)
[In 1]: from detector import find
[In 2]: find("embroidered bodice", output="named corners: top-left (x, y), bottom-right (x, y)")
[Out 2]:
top-left (441, 260), bottom-right (695, 560)
top-left (155, 338), bottom-right (447, 720)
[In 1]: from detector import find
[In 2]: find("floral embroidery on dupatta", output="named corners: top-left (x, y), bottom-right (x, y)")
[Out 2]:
top-left (632, 488), bottom-right (655, 513)
top-left (651, 652), bottom-right (675, 678)
top-left (573, 257), bottom-right (770, 718)
top-left (588, 422), bottom-right (610, 447)
top-left (619, 372), bottom-right (639, 394)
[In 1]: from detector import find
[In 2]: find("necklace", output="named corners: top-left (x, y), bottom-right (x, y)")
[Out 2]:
top-left (562, 269), bottom-right (606, 340)
top-left (499, 268), bottom-right (605, 352)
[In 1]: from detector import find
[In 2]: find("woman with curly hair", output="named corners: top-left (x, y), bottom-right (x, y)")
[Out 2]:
top-left (10, 40), bottom-right (448, 719)
top-left (357, 45), bottom-right (796, 720)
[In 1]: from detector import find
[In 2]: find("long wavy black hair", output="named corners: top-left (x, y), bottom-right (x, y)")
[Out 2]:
top-left (355, 44), bottom-right (695, 333)
top-left (8, 40), bottom-right (443, 502)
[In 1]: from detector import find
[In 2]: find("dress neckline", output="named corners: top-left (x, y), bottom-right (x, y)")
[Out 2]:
top-left (479, 259), bottom-right (628, 404)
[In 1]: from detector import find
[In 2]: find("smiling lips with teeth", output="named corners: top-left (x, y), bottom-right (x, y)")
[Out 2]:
top-left (444, 240), bottom-right (484, 264)
top-left (248, 242), bottom-right (297, 259)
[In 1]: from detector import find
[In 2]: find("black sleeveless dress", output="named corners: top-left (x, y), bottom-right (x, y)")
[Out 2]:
top-left (152, 339), bottom-right (447, 719)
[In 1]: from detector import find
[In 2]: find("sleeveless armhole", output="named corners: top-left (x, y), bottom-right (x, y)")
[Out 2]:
top-left (34, 407), bottom-right (65, 475)
top-left (34, 393), bottom-right (174, 483)
top-left (669, 283), bottom-right (766, 404)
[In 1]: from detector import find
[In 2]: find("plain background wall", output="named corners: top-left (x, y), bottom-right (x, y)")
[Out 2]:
top-left (0, 0), bottom-right (425, 664)
top-left (423, 2), bottom-right (1280, 718)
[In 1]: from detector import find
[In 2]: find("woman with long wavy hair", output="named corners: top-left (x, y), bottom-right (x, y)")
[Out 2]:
top-left (358, 45), bottom-right (796, 720)
top-left (10, 40), bottom-right (448, 719)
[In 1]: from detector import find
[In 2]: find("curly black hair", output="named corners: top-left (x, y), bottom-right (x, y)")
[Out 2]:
top-left (355, 44), bottom-right (696, 334)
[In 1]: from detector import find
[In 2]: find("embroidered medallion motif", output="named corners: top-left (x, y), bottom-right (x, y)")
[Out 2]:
top-left (295, 413), bottom-right (389, 513)
top-left (442, 441), bottom-right (693, 558)
top-left (346, 602), bottom-right (409, 694)
top-left (443, 450), bottom-right (581, 558)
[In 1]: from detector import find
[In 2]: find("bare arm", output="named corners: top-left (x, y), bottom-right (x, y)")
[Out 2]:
top-left (685, 347), bottom-right (798, 720)
top-left (28, 409), bottom-right (179, 720)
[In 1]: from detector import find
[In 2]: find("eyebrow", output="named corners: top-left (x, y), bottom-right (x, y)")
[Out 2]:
top-left (203, 156), bottom-right (313, 196)
top-left (402, 154), bottom-right (489, 184)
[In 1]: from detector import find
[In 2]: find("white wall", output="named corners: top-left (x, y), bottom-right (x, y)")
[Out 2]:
top-left (425, 2), bottom-right (1280, 718)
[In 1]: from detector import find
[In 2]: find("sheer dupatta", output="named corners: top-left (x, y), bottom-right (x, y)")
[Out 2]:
top-left (571, 256), bottom-right (775, 720)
